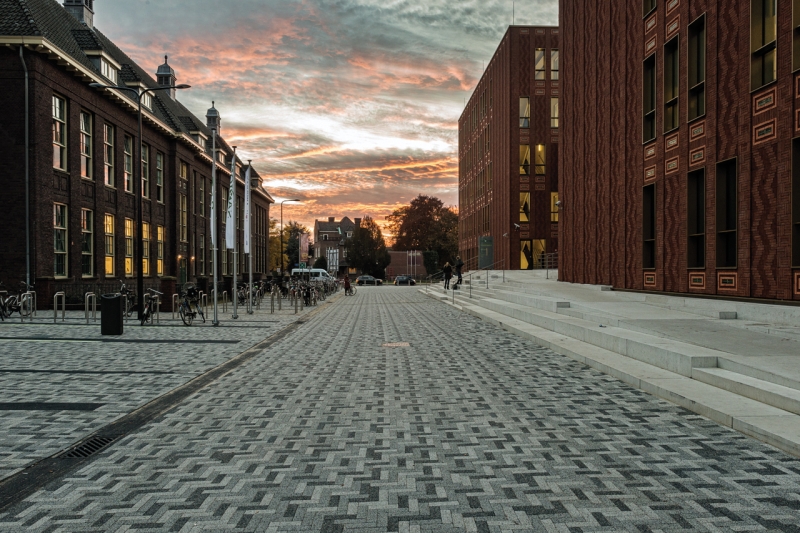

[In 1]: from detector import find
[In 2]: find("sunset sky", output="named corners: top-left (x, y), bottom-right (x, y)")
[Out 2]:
top-left (99, 0), bottom-right (558, 236)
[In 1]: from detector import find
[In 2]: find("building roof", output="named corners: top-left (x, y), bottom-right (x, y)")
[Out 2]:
top-left (315, 217), bottom-right (355, 233)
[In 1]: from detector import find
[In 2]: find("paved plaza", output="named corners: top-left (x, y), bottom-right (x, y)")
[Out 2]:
top-left (1, 288), bottom-right (800, 531)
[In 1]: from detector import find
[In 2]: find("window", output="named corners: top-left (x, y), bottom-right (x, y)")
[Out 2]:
top-left (100, 58), bottom-right (117, 84)
top-left (688, 16), bottom-right (706, 121)
top-left (664, 37), bottom-right (679, 132)
top-left (142, 222), bottom-right (151, 276)
top-left (644, 0), bottom-right (656, 16)
top-left (643, 184), bottom-right (656, 269)
top-left (124, 218), bottom-right (134, 276)
top-left (54, 204), bottom-right (68, 277)
top-left (535, 144), bottom-right (546, 176)
top-left (643, 55), bottom-right (656, 143)
top-left (551, 97), bottom-right (559, 128)
top-left (751, 0), bottom-right (777, 90)
top-left (80, 112), bottom-right (92, 179)
top-left (81, 209), bottom-right (93, 277)
top-left (180, 194), bottom-right (188, 242)
top-left (221, 187), bottom-right (228, 226)
top-left (141, 143), bottom-right (150, 198)
top-left (52, 95), bottom-right (67, 170)
top-left (520, 145), bottom-right (531, 175)
top-left (104, 214), bottom-right (114, 277)
top-left (124, 135), bottom-right (133, 192)
top-left (323, 234), bottom-right (328, 241)
top-left (551, 192), bottom-right (559, 222)
top-left (180, 161), bottom-right (188, 181)
top-left (687, 169), bottom-right (706, 268)
top-left (793, 139), bottom-right (800, 267)
top-left (535, 49), bottom-right (546, 80)
top-left (141, 91), bottom-right (152, 110)
top-left (551, 49), bottom-right (559, 80)
top-left (794, 0), bottom-right (800, 71)
top-left (157, 226), bottom-right (164, 276)
top-left (519, 97), bottom-right (530, 128)
top-left (103, 124), bottom-right (114, 187)
top-left (200, 234), bottom-right (205, 275)
top-left (156, 152), bottom-right (164, 203)
top-left (520, 192), bottom-right (531, 222)
top-left (237, 197), bottom-right (243, 230)
top-left (716, 159), bottom-right (738, 268)
top-left (199, 177), bottom-right (205, 216)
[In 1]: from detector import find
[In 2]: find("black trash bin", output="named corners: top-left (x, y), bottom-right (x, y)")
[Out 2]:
top-left (101, 294), bottom-right (123, 335)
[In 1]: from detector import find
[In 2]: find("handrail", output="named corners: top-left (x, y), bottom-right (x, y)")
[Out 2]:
top-left (424, 270), bottom-right (445, 293)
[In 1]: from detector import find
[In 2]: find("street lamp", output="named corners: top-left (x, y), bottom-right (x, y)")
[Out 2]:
top-left (89, 82), bottom-right (190, 321)
top-left (280, 199), bottom-right (300, 275)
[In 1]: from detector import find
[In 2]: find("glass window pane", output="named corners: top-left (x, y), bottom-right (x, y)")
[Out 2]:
top-left (519, 145), bottom-right (531, 175)
top-left (520, 193), bottom-right (531, 222)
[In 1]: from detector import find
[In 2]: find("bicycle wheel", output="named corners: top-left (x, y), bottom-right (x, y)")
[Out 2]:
top-left (179, 303), bottom-right (193, 326)
top-left (125, 298), bottom-right (134, 317)
top-left (197, 303), bottom-right (205, 323)
top-left (140, 305), bottom-right (150, 326)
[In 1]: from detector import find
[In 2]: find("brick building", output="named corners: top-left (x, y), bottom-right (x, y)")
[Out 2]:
top-left (312, 217), bottom-right (360, 276)
top-left (458, 26), bottom-right (560, 271)
top-left (560, 0), bottom-right (800, 301)
top-left (0, 0), bottom-right (273, 304)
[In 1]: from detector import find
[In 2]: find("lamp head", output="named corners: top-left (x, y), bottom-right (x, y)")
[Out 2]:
top-left (176, 84), bottom-right (191, 89)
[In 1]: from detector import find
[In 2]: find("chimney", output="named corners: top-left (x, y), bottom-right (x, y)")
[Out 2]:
top-left (156, 56), bottom-right (177, 99)
top-left (206, 101), bottom-right (221, 134)
top-left (354, 218), bottom-right (362, 227)
top-left (64, 0), bottom-right (94, 28)
top-left (328, 217), bottom-right (335, 223)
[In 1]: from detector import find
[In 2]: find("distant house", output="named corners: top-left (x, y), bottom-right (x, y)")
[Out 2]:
top-left (313, 217), bottom-right (360, 276)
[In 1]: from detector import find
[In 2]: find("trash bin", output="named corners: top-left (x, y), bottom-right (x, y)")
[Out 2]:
top-left (101, 293), bottom-right (123, 335)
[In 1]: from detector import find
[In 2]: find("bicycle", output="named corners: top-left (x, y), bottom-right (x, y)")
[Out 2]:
top-left (118, 281), bottom-right (135, 317)
top-left (178, 283), bottom-right (204, 326)
top-left (0, 281), bottom-right (34, 320)
top-left (140, 288), bottom-right (163, 326)
top-left (346, 284), bottom-right (357, 296)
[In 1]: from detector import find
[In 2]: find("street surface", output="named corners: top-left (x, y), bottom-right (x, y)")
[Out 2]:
top-left (1, 288), bottom-right (799, 532)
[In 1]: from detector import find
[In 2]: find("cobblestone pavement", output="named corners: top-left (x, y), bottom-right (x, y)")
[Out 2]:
top-left (1, 288), bottom-right (800, 532)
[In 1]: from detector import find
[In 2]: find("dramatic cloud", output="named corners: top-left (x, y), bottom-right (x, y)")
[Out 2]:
top-left (98, 0), bottom-right (557, 236)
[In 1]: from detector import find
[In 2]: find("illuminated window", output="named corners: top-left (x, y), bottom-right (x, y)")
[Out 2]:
top-left (124, 218), bottom-right (134, 277)
top-left (520, 145), bottom-right (530, 175)
top-left (142, 222), bottom-right (151, 276)
top-left (104, 214), bottom-right (115, 277)
top-left (520, 192), bottom-right (531, 223)
top-left (157, 226), bottom-right (164, 276)
top-left (551, 49), bottom-right (559, 80)
top-left (535, 145), bottom-right (546, 176)
top-left (535, 49), bottom-right (546, 80)
top-left (519, 97), bottom-right (530, 128)
top-left (180, 194), bottom-right (188, 242)
top-left (550, 98), bottom-right (559, 128)
top-left (551, 192), bottom-right (559, 223)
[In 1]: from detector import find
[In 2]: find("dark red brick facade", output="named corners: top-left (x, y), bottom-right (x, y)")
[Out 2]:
top-left (560, 0), bottom-right (800, 300)
top-left (458, 26), bottom-right (560, 271)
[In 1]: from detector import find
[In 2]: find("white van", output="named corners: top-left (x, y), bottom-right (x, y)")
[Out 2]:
top-left (291, 268), bottom-right (335, 281)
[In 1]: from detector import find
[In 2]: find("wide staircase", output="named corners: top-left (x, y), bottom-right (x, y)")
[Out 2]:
top-left (422, 272), bottom-right (800, 457)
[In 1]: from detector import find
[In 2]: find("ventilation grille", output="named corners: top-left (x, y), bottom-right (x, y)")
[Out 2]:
top-left (61, 436), bottom-right (120, 458)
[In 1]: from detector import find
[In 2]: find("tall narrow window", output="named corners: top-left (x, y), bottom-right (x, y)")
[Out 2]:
top-left (664, 37), bottom-right (679, 132)
top-left (688, 16), bottom-right (706, 120)
top-left (793, 0), bottom-right (800, 71)
top-left (103, 124), bottom-right (114, 187)
top-left (751, 0), bottom-right (777, 90)
top-left (519, 97), bottom-right (530, 128)
top-left (54, 204), bottom-right (68, 277)
top-left (550, 97), bottom-right (559, 128)
top-left (104, 214), bottom-right (115, 277)
top-left (141, 143), bottom-right (150, 198)
top-left (123, 135), bottom-right (133, 192)
top-left (157, 225), bottom-right (164, 276)
top-left (519, 145), bottom-right (531, 175)
top-left (687, 169), bottom-right (706, 268)
top-left (180, 161), bottom-right (188, 181)
top-left (793, 139), bottom-right (800, 266)
top-left (80, 112), bottom-right (92, 179)
top-left (551, 49), bottom-right (559, 80)
top-left (535, 144), bottom-right (546, 176)
top-left (643, 55), bottom-right (656, 143)
top-left (199, 177), bottom-right (205, 217)
top-left (142, 222), bottom-right (150, 276)
top-left (535, 48), bottom-right (546, 79)
top-left (124, 218), bottom-right (134, 276)
top-left (52, 96), bottom-right (67, 170)
top-left (81, 209), bottom-right (93, 277)
top-left (520, 192), bottom-right (531, 222)
top-left (200, 234), bottom-right (205, 275)
top-left (643, 185), bottom-right (656, 269)
top-left (156, 152), bottom-right (164, 203)
top-left (716, 159), bottom-right (738, 268)
top-left (551, 192), bottom-right (559, 222)
top-left (644, 0), bottom-right (656, 16)
top-left (180, 194), bottom-right (188, 242)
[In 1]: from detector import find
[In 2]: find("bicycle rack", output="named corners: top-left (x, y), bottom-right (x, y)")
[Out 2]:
top-left (19, 293), bottom-right (33, 322)
top-left (153, 295), bottom-right (161, 323)
top-left (122, 295), bottom-right (128, 322)
top-left (24, 291), bottom-right (37, 317)
top-left (270, 289), bottom-right (276, 313)
top-left (85, 292), bottom-right (97, 323)
top-left (53, 292), bottom-right (65, 322)
top-left (199, 292), bottom-right (208, 316)
top-left (172, 294), bottom-right (179, 319)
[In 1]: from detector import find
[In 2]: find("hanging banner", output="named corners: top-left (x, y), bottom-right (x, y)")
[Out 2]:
top-left (225, 159), bottom-right (236, 249)
top-left (244, 165), bottom-right (251, 254)
top-left (300, 233), bottom-right (309, 265)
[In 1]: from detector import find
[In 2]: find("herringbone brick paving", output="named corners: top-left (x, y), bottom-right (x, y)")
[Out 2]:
top-left (1, 288), bottom-right (799, 531)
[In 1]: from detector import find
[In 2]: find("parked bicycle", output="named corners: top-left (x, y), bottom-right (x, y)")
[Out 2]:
top-left (118, 281), bottom-right (135, 317)
top-left (140, 288), bottom-right (163, 326)
top-left (0, 281), bottom-right (34, 321)
top-left (178, 283), bottom-right (204, 326)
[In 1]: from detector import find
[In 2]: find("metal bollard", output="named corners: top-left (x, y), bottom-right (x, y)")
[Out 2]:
top-left (172, 294), bottom-right (179, 319)
top-left (222, 291), bottom-right (228, 313)
top-left (270, 289), bottom-right (276, 313)
top-left (294, 292), bottom-right (298, 314)
top-left (85, 292), bottom-right (97, 323)
top-left (24, 291), bottom-right (37, 317)
top-left (200, 292), bottom-right (208, 316)
top-left (53, 292), bottom-right (65, 322)
top-left (19, 293), bottom-right (33, 322)
top-left (154, 296), bottom-right (161, 323)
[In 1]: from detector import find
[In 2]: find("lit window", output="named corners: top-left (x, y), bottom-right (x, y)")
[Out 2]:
top-left (551, 49), bottom-right (559, 80)
top-left (535, 144), bottom-right (546, 176)
top-left (104, 214), bottom-right (115, 276)
top-left (54, 204), bottom-right (68, 277)
top-left (80, 112), bottom-right (92, 179)
top-left (124, 218), bottom-right (134, 276)
top-left (180, 195), bottom-right (188, 242)
top-left (142, 222), bottom-right (151, 276)
top-left (180, 161), bottom-right (188, 180)
top-left (81, 209), bottom-right (93, 277)
top-left (535, 49), bottom-right (546, 80)
top-left (550, 97), bottom-right (559, 128)
top-left (519, 145), bottom-right (530, 175)
top-left (124, 135), bottom-right (133, 192)
top-left (104, 124), bottom-right (114, 187)
top-left (551, 192), bottom-right (559, 223)
top-left (157, 226), bottom-right (164, 276)
top-left (519, 97), bottom-right (530, 128)
top-left (52, 96), bottom-right (67, 170)
top-left (520, 192), bottom-right (531, 222)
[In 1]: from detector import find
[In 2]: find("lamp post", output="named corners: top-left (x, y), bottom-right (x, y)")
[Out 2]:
top-left (90, 82), bottom-right (190, 321)
top-left (280, 199), bottom-right (299, 275)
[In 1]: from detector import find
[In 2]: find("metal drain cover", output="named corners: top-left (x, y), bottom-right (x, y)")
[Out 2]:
top-left (59, 436), bottom-right (120, 459)
top-left (382, 342), bottom-right (410, 347)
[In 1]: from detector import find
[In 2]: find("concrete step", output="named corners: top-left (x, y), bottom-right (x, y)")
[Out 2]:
top-left (693, 368), bottom-right (800, 416)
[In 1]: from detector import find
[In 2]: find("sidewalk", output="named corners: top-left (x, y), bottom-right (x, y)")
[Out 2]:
top-left (422, 270), bottom-right (800, 457)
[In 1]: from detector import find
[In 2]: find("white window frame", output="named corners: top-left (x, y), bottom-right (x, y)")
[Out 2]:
top-left (104, 214), bottom-right (115, 277)
top-left (124, 218), bottom-right (134, 277)
top-left (80, 111), bottom-right (92, 179)
top-left (54, 203), bottom-right (68, 278)
top-left (52, 95), bottom-right (67, 170)
top-left (104, 124), bottom-right (114, 187)
top-left (81, 209), bottom-right (94, 278)
top-left (101, 58), bottom-right (117, 84)
top-left (142, 222), bottom-right (151, 276)
top-left (141, 143), bottom-right (150, 198)
top-left (156, 152), bottom-right (164, 203)
top-left (157, 225), bottom-right (164, 276)
top-left (124, 135), bottom-right (133, 193)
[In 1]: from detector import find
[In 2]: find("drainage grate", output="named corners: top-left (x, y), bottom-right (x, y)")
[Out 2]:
top-left (60, 436), bottom-right (120, 459)
top-left (382, 342), bottom-right (410, 347)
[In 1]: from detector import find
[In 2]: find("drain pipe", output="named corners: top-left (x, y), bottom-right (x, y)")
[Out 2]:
top-left (20, 46), bottom-right (30, 289)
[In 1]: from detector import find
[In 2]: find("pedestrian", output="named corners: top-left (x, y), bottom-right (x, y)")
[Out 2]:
top-left (442, 262), bottom-right (453, 290)
top-left (344, 274), bottom-right (351, 295)
top-left (454, 256), bottom-right (464, 287)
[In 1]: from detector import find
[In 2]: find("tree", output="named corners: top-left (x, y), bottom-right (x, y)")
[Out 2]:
top-left (313, 256), bottom-right (328, 270)
top-left (344, 216), bottom-right (391, 278)
top-left (284, 221), bottom-right (310, 270)
top-left (387, 195), bottom-right (459, 267)
top-left (267, 218), bottom-right (287, 273)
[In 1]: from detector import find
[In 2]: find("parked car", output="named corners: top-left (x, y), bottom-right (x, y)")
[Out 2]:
top-left (356, 275), bottom-right (382, 286)
top-left (393, 276), bottom-right (416, 286)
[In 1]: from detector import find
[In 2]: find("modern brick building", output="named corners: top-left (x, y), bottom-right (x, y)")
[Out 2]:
top-left (0, 0), bottom-right (273, 304)
top-left (560, 0), bottom-right (800, 301)
top-left (312, 217), bottom-right (360, 276)
top-left (458, 26), bottom-right (560, 271)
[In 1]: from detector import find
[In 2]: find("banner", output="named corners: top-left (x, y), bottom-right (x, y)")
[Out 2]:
top-left (225, 159), bottom-right (236, 249)
top-left (244, 165), bottom-right (251, 254)
top-left (300, 233), bottom-right (309, 264)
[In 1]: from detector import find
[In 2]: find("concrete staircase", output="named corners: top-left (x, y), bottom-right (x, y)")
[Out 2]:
top-left (422, 279), bottom-right (800, 457)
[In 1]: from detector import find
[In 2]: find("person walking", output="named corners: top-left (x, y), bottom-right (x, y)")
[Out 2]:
top-left (442, 262), bottom-right (453, 290)
top-left (454, 256), bottom-right (464, 288)
top-left (344, 274), bottom-right (351, 295)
